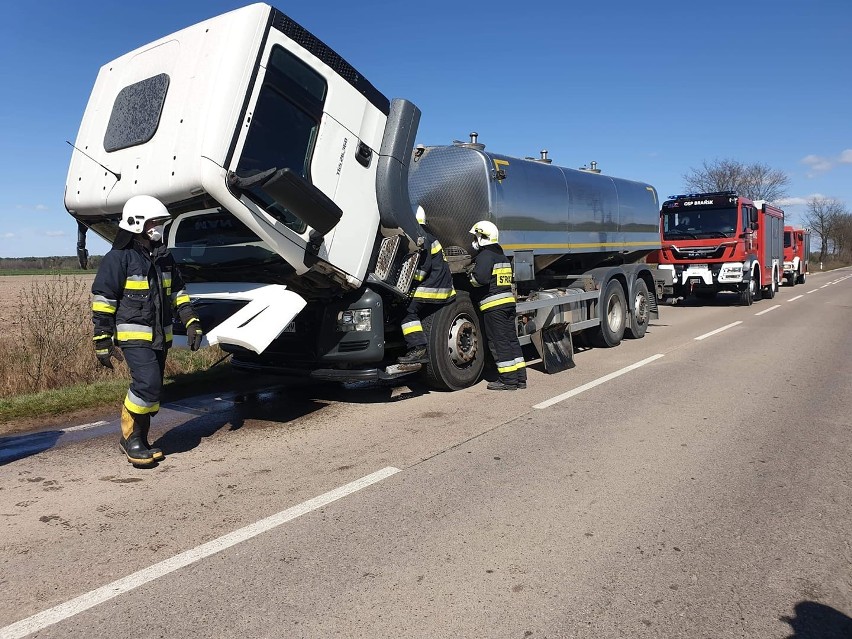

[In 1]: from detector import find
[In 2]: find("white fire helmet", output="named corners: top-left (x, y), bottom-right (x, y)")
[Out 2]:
top-left (469, 220), bottom-right (499, 247)
top-left (415, 205), bottom-right (426, 225)
top-left (119, 195), bottom-right (170, 235)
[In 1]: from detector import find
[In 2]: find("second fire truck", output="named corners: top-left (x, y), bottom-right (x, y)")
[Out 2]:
top-left (653, 192), bottom-right (784, 305)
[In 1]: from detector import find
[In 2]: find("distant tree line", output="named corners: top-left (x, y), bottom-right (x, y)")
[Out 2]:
top-left (0, 256), bottom-right (102, 271)
top-left (803, 197), bottom-right (852, 263)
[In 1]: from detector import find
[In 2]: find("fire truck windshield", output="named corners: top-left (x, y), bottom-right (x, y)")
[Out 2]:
top-left (662, 207), bottom-right (739, 240)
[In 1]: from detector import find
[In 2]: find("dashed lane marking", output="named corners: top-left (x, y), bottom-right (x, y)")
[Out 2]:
top-left (0, 467), bottom-right (401, 639)
top-left (533, 354), bottom-right (665, 410)
top-left (806, 289), bottom-right (818, 294)
top-left (788, 295), bottom-right (804, 302)
top-left (754, 305), bottom-right (780, 316)
top-left (694, 321), bottom-right (743, 341)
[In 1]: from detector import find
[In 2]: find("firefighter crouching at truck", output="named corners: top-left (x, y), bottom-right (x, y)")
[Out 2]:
top-left (398, 206), bottom-right (457, 364)
top-left (92, 195), bottom-right (203, 466)
top-left (468, 221), bottom-right (527, 390)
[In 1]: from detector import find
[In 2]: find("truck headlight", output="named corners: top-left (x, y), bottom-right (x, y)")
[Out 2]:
top-left (337, 308), bottom-right (372, 332)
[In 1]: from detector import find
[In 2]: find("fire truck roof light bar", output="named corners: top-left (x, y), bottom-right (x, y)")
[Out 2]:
top-left (666, 191), bottom-right (738, 200)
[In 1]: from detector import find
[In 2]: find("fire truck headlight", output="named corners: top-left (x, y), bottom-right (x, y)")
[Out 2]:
top-left (337, 308), bottom-right (372, 332)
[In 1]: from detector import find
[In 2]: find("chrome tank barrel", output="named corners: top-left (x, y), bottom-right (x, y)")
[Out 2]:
top-left (408, 144), bottom-right (660, 258)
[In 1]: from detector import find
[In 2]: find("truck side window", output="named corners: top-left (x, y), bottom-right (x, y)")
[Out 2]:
top-left (236, 46), bottom-right (327, 233)
top-left (103, 73), bottom-right (170, 153)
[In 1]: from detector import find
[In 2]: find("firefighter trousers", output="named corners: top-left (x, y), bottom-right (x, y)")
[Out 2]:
top-left (483, 307), bottom-right (527, 386)
top-left (401, 300), bottom-right (443, 349)
top-left (122, 347), bottom-right (167, 416)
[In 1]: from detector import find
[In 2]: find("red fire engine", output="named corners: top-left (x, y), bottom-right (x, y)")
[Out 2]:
top-left (652, 191), bottom-right (784, 305)
top-left (783, 226), bottom-right (810, 286)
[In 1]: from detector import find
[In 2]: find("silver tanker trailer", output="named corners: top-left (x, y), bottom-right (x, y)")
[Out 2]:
top-left (65, 3), bottom-right (666, 390)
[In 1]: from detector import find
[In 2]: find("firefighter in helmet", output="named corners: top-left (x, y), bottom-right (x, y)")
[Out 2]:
top-left (398, 206), bottom-right (456, 364)
top-left (91, 195), bottom-right (203, 466)
top-left (468, 220), bottom-right (527, 390)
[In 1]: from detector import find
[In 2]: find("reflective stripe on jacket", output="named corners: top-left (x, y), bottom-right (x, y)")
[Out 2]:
top-left (92, 240), bottom-right (197, 350)
top-left (469, 243), bottom-right (516, 311)
top-left (411, 232), bottom-right (456, 304)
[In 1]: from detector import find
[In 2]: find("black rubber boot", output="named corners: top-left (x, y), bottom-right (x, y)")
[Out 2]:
top-left (137, 414), bottom-right (164, 461)
top-left (398, 346), bottom-right (427, 364)
top-left (487, 381), bottom-right (517, 391)
top-left (119, 406), bottom-right (156, 466)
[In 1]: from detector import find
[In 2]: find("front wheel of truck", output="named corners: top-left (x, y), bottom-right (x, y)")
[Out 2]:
top-left (422, 291), bottom-right (485, 391)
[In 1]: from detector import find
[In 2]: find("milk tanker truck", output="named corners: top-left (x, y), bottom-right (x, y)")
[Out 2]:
top-left (65, 3), bottom-right (665, 390)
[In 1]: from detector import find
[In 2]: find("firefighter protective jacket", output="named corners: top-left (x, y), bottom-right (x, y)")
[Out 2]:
top-left (411, 231), bottom-right (456, 303)
top-left (92, 240), bottom-right (198, 350)
top-left (469, 243), bottom-right (516, 311)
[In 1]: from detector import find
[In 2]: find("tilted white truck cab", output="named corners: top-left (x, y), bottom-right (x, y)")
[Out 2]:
top-left (66, 3), bottom-right (663, 390)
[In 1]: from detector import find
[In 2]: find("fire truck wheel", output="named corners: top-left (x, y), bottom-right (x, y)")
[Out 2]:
top-left (625, 278), bottom-right (650, 339)
top-left (797, 270), bottom-right (806, 284)
top-left (739, 279), bottom-right (755, 306)
top-left (786, 274), bottom-right (796, 286)
top-left (764, 271), bottom-right (777, 299)
top-left (591, 278), bottom-right (627, 348)
top-left (421, 291), bottom-right (485, 391)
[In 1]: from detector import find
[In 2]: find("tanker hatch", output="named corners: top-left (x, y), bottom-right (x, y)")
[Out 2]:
top-left (453, 132), bottom-right (485, 151)
top-left (580, 161), bottom-right (602, 174)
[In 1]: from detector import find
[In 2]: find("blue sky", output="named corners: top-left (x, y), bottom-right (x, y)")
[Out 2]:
top-left (1, 0), bottom-right (850, 258)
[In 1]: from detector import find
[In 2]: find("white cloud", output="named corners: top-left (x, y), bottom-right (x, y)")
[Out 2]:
top-left (34, 204), bottom-right (49, 211)
top-left (1, 232), bottom-right (16, 239)
top-left (775, 194), bottom-right (826, 207)
top-left (801, 150), bottom-right (852, 176)
top-left (44, 231), bottom-right (66, 237)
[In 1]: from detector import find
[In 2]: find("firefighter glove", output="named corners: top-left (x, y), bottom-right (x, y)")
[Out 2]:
top-left (186, 319), bottom-right (203, 352)
top-left (94, 336), bottom-right (123, 370)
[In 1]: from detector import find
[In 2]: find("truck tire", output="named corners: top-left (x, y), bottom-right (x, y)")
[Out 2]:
top-left (786, 274), bottom-right (795, 286)
top-left (695, 290), bottom-right (717, 300)
top-left (764, 270), bottom-right (777, 299)
top-left (625, 278), bottom-right (650, 339)
top-left (591, 279), bottom-right (626, 348)
top-left (739, 278), bottom-right (755, 306)
top-left (797, 270), bottom-right (806, 284)
top-left (421, 291), bottom-right (485, 391)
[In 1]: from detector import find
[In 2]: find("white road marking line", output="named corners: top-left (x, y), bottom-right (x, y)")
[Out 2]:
top-left (820, 284), bottom-right (830, 288)
top-left (754, 305), bottom-right (780, 316)
top-left (534, 354), bottom-right (664, 410)
top-left (0, 466), bottom-right (401, 639)
top-left (61, 420), bottom-right (109, 433)
top-left (806, 289), bottom-right (818, 294)
top-left (788, 295), bottom-right (804, 302)
top-left (694, 321), bottom-right (743, 341)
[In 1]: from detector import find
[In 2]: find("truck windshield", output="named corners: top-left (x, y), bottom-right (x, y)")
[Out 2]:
top-left (662, 207), bottom-right (739, 240)
top-left (784, 231), bottom-right (792, 248)
top-left (234, 46), bottom-right (327, 235)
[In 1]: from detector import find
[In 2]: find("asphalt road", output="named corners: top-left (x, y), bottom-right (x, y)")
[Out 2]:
top-left (2, 269), bottom-right (851, 639)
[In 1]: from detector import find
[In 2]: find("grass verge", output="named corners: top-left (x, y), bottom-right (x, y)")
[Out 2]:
top-left (0, 364), bottom-right (256, 433)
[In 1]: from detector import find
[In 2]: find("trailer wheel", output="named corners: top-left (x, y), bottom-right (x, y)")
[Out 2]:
top-left (421, 291), bottom-right (485, 391)
top-left (625, 278), bottom-right (650, 340)
top-left (591, 279), bottom-right (626, 348)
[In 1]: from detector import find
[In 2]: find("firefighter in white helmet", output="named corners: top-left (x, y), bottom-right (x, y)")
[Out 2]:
top-left (91, 195), bottom-right (203, 466)
top-left (397, 206), bottom-right (456, 363)
top-left (468, 220), bottom-right (527, 390)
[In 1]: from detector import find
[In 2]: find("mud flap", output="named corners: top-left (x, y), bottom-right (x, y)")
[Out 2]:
top-left (530, 322), bottom-right (575, 374)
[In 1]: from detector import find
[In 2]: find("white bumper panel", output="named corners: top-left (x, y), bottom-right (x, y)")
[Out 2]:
top-left (681, 265), bottom-right (713, 285)
top-left (188, 283), bottom-right (307, 354)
